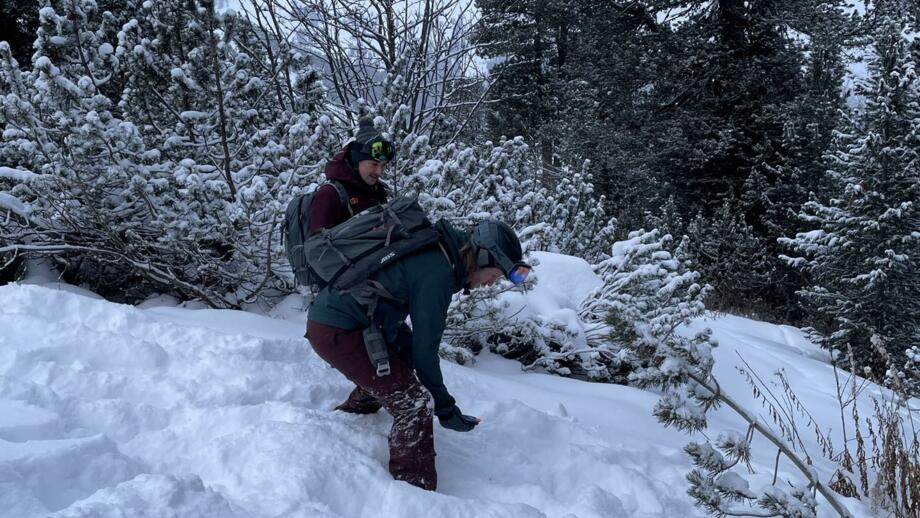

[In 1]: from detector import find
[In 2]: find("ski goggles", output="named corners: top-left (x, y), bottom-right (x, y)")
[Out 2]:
top-left (507, 263), bottom-right (531, 285)
top-left (366, 138), bottom-right (396, 162)
top-left (476, 247), bottom-right (531, 285)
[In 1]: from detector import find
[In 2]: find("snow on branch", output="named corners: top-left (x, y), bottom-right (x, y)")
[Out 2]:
top-left (0, 167), bottom-right (38, 183)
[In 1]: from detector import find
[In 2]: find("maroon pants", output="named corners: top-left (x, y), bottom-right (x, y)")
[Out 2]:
top-left (307, 320), bottom-right (437, 490)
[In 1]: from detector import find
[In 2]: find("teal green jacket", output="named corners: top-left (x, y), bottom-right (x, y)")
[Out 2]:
top-left (307, 219), bottom-right (469, 411)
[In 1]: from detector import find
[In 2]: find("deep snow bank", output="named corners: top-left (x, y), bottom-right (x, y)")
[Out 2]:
top-left (0, 253), bottom-right (880, 517)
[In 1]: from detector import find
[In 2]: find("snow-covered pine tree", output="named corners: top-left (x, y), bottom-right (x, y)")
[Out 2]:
top-left (780, 6), bottom-right (920, 386)
top-left (466, 0), bottom-right (569, 167)
top-left (3, 0), bottom-right (615, 314)
top-left (114, 0), bottom-right (316, 304)
top-left (1, 0), bottom-right (333, 306)
top-left (578, 230), bottom-right (852, 517)
top-left (395, 135), bottom-right (586, 367)
top-left (415, 135), bottom-right (616, 260)
top-left (536, 161), bottom-right (617, 263)
top-left (684, 201), bottom-right (775, 318)
top-left (735, 2), bottom-right (852, 323)
top-left (0, 1), bottom-right (169, 300)
top-left (644, 195), bottom-right (685, 239)
top-left (577, 229), bottom-right (713, 383)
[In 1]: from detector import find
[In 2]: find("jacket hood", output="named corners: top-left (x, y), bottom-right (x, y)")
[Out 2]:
top-left (324, 142), bottom-right (388, 194)
top-left (434, 219), bottom-right (472, 291)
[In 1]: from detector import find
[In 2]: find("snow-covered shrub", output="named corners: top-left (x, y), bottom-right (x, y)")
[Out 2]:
top-left (438, 269), bottom-right (571, 369)
top-left (577, 230), bottom-right (714, 384)
top-left (0, 0), bottom-right (336, 305)
top-left (1, 1), bottom-right (616, 311)
top-left (441, 282), bottom-right (522, 365)
top-left (441, 228), bottom-right (709, 383)
top-left (350, 96), bottom-right (618, 262)
top-left (439, 251), bottom-right (604, 380)
top-left (686, 435), bottom-right (818, 518)
top-left (573, 229), bottom-right (853, 517)
top-left (1, 1), bottom-right (178, 299)
top-left (524, 161), bottom-right (618, 264)
top-left (108, 0), bottom-right (338, 303)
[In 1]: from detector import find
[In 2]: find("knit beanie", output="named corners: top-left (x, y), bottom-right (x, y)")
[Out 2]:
top-left (348, 117), bottom-right (395, 164)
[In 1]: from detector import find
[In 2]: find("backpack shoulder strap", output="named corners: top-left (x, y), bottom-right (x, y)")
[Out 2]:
top-left (328, 180), bottom-right (353, 217)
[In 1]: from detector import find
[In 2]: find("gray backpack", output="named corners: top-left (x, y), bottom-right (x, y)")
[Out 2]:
top-left (299, 195), bottom-right (443, 376)
top-left (283, 181), bottom-right (352, 288)
top-left (303, 196), bottom-right (441, 291)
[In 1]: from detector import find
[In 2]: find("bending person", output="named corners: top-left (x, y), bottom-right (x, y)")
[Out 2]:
top-left (306, 220), bottom-right (531, 490)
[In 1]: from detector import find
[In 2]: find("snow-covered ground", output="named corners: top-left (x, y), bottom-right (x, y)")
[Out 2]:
top-left (0, 254), bottom-right (886, 517)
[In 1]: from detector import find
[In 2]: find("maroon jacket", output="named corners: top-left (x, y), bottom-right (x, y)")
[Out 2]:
top-left (308, 142), bottom-right (389, 233)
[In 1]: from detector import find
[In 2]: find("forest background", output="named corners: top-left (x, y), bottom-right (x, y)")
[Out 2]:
top-left (1, 0), bottom-right (919, 413)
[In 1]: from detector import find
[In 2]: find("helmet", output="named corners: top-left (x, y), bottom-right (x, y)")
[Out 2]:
top-left (471, 221), bottom-right (531, 284)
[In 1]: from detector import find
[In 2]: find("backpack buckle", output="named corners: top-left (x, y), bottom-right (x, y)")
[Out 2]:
top-left (363, 325), bottom-right (391, 377)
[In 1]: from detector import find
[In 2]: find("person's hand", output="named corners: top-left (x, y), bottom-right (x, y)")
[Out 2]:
top-left (435, 404), bottom-right (480, 432)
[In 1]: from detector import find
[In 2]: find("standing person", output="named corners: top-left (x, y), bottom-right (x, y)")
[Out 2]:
top-left (308, 116), bottom-right (396, 233)
top-left (306, 220), bottom-right (531, 490)
top-left (309, 116), bottom-right (396, 415)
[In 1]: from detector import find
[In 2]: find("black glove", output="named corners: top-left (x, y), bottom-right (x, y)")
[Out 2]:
top-left (435, 404), bottom-right (480, 432)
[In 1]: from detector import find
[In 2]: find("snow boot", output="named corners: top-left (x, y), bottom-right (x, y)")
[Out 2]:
top-left (335, 386), bottom-right (383, 414)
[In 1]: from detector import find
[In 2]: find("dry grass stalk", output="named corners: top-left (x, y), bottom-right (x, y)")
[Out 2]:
top-left (737, 338), bottom-right (920, 516)
top-left (826, 343), bottom-right (920, 517)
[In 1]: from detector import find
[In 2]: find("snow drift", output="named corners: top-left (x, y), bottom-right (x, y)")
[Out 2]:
top-left (0, 253), bottom-right (880, 517)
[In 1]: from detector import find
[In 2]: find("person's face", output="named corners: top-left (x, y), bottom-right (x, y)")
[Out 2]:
top-left (358, 160), bottom-right (387, 185)
top-left (468, 267), bottom-right (504, 289)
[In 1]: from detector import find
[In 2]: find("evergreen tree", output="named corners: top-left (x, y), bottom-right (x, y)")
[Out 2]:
top-left (475, 1), bottom-right (860, 322)
top-left (684, 202), bottom-right (775, 317)
top-left (0, 0), bottom-right (149, 297)
top-left (115, 0), bottom-right (335, 301)
top-left (476, 0), bottom-right (664, 227)
top-left (545, 0), bottom-right (665, 230)
top-left (0, 0), bottom-right (40, 66)
top-left (626, 0), bottom-right (858, 321)
top-left (475, 0), bottom-right (576, 166)
top-left (738, 1), bottom-right (855, 322)
top-left (593, 232), bottom-right (851, 518)
top-left (578, 229), bottom-right (714, 384)
top-left (780, 5), bottom-right (920, 383)
top-left (644, 0), bottom-right (812, 212)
